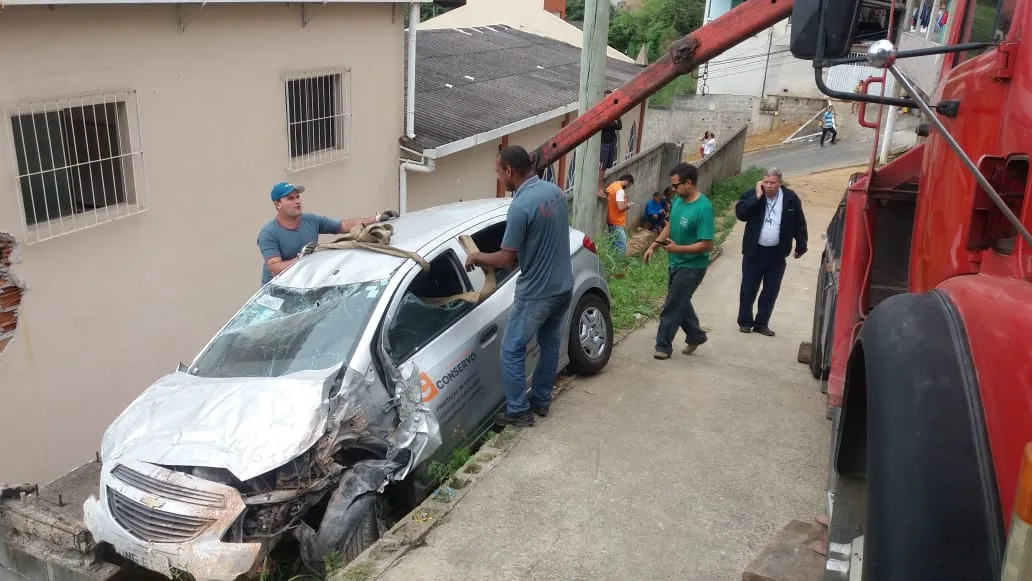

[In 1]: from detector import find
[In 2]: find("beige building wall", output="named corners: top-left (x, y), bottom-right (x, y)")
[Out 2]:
top-left (407, 104), bottom-right (645, 211)
top-left (0, 3), bottom-right (405, 484)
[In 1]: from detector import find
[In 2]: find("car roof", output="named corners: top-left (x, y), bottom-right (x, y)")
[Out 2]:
top-left (273, 198), bottom-right (512, 289)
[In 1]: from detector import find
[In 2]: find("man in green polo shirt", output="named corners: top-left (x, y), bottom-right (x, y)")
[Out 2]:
top-left (643, 162), bottom-right (715, 360)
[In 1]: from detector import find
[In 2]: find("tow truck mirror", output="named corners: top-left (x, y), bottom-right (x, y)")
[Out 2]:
top-left (790, 0), bottom-right (863, 60)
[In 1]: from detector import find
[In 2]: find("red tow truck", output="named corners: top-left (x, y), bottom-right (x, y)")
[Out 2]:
top-left (532, 0), bottom-right (1032, 578)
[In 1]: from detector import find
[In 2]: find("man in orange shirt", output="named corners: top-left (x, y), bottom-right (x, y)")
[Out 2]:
top-left (604, 173), bottom-right (634, 254)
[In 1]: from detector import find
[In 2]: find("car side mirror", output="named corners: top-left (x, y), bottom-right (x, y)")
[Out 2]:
top-left (789, 0), bottom-right (863, 60)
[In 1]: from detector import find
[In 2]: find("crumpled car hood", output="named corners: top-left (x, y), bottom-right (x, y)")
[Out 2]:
top-left (100, 369), bottom-right (331, 482)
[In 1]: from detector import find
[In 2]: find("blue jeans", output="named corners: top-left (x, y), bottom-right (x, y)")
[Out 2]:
top-left (502, 290), bottom-right (573, 416)
top-left (608, 225), bottom-right (627, 255)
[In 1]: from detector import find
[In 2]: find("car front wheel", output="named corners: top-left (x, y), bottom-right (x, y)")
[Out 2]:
top-left (566, 293), bottom-right (613, 375)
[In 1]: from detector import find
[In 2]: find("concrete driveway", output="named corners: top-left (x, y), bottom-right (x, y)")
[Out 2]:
top-left (377, 172), bottom-right (845, 581)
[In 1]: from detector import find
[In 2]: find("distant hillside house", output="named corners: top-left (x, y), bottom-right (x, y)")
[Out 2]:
top-left (403, 25), bottom-right (645, 211)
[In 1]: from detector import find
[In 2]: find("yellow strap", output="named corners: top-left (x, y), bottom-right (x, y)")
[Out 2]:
top-left (311, 225), bottom-right (497, 306)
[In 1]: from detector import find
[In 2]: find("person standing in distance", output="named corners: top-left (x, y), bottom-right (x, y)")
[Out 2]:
top-left (643, 163), bottom-right (714, 360)
top-left (258, 182), bottom-right (397, 286)
top-left (466, 146), bottom-right (573, 427)
top-left (733, 167), bottom-right (808, 336)
top-left (603, 173), bottom-right (635, 255)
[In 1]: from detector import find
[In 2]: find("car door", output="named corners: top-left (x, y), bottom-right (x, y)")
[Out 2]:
top-left (461, 216), bottom-right (543, 388)
top-left (381, 239), bottom-right (497, 455)
top-left (454, 217), bottom-right (525, 423)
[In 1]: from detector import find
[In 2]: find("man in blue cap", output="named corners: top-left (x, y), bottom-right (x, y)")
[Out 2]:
top-left (257, 182), bottom-right (398, 285)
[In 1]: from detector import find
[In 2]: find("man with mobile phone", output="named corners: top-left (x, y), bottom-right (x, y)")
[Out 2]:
top-left (603, 174), bottom-right (635, 255)
top-left (643, 163), bottom-right (714, 360)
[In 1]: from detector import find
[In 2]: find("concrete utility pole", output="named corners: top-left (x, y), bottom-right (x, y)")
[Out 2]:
top-left (571, 0), bottom-right (611, 237)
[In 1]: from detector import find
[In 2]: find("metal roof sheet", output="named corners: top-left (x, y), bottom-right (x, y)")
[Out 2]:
top-left (410, 25), bottom-right (644, 152)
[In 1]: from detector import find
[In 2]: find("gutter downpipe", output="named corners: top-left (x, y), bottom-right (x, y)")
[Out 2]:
top-left (406, 2), bottom-right (418, 139)
top-left (400, 147), bottom-right (435, 215)
top-left (399, 3), bottom-right (428, 214)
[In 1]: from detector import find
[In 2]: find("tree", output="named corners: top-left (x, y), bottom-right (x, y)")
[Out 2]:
top-left (608, 0), bottom-right (705, 62)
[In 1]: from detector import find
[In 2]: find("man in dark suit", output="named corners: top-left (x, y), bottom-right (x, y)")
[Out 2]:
top-left (733, 167), bottom-right (808, 336)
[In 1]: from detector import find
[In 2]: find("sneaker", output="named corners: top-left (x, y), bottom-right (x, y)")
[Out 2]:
top-left (682, 344), bottom-right (699, 355)
top-left (654, 350), bottom-right (671, 360)
top-left (531, 405), bottom-right (550, 417)
top-left (754, 326), bottom-right (776, 337)
top-left (493, 411), bottom-right (534, 427)
top-left (739, 325), bottom-right (753, 333)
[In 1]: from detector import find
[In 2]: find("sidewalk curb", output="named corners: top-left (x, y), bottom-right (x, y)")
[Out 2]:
top-left (331, 239), bottom-right (732, 581)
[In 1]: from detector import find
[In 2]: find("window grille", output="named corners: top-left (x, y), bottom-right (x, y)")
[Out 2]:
top-left (284, 68), bottom-right (352, 172)
top-left (7, 91), bottom-right (148, 244)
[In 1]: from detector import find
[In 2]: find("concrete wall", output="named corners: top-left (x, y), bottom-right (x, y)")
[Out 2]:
top-left (594, 126), bottom-right (746, 233)
top-left (694, 125), bottom-right (748, 197)
top-left (897, 31), bottom-right (946, 98)
top-left (601, 141), bottom-right (685, 232)
top-left (643, 94), bottom-right (826, 149)
top-left (0, 3), bottom-right (405, 485)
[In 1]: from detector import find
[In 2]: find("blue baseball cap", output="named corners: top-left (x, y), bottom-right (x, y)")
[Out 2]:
top-left (271, 182), bottom-right (305, 202)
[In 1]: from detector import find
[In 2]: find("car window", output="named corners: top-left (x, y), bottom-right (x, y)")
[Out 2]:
top-left (387, 250), bottom-right (474, 364)
top-left (469, 220), bottom-right (517, 287)
top-left (189, 280), bottom-right (388, 378)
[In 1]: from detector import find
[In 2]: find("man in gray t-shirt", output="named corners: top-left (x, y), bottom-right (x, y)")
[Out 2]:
top-left (257, 182), bottom-right (397, 285)
top-left (466, 146), bottom-right (573, 427)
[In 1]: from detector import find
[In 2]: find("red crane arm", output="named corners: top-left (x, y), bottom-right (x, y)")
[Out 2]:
top-left (530, 0), bottom-right (794, 174)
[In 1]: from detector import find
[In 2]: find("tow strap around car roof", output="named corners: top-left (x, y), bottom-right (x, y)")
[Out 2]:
top-left (308, 223), bottom-right (497, 306)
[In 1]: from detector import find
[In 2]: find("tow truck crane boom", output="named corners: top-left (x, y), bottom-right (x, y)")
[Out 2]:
top-left (530, 0), bottom-right (794, 173)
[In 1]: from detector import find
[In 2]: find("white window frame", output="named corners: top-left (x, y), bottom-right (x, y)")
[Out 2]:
top-left (5, 90), bottom-right (149, 245)
top-left (283, 67), bottom-right (353, 172)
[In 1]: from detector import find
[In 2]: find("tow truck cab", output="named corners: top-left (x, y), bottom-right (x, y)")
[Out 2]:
top-left (790, 0), bottom-right (1032, 578)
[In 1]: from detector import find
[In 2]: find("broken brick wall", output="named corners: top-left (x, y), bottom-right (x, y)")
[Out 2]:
top-left (0, 232), bottom-right (23, 356)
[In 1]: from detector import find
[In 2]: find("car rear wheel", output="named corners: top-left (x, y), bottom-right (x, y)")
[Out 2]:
top-left (567, 293), bottom-right (613, 375)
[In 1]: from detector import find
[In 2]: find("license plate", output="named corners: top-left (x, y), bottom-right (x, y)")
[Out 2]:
top-left (113, 541), bottom-right (170, 576)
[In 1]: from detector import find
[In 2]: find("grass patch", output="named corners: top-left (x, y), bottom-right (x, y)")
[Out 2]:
top-left (648, 75), bottom-right (697, 108)
top-left (601, 166), bottom-right (765, 331)
top-left (427, 447), bottom-right (473, 487)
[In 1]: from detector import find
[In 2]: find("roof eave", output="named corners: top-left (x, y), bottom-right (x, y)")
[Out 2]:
top-left (422, 101), bottom-right (580, 160)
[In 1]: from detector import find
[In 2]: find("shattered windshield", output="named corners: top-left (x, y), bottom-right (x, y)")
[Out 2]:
top-left (189, 280), bottom-right (388, 378)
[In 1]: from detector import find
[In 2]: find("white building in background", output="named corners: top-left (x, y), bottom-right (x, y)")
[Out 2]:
top-left (698, 0), bottom-right (900, 99)
top-left (697, 0), bottom-right (823, 99)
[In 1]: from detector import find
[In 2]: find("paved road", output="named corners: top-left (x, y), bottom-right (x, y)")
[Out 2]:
top-left (376, 196), bottom-right (838, 581)
top-left (744, 129), bottom-right (917, 177)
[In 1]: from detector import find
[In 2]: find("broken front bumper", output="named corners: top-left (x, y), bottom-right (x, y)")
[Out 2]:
top-left (82, 460), bottom-right (263, 581)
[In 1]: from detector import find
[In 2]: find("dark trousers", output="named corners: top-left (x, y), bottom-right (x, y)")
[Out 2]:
top-left (821, 127), bottom-right (838, 145)
top-left (644, 213), bottom-right (666, 231)
top-left (656, 267), bottom-right (708, 354)
top-left (738, 245), bottom-right (787, 328)
top-left (600, 141), bottom-right (617, 169)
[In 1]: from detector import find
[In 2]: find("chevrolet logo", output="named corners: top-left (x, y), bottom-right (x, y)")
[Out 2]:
top-left (141, 496), bottom-right (165, 509)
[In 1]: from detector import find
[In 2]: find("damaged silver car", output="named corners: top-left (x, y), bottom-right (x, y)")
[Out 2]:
top-left (82, 198), bottom-right (614, 580)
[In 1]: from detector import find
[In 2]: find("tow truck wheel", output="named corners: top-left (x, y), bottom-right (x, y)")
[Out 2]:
top-left (809, 251), bottom-right (829, 380)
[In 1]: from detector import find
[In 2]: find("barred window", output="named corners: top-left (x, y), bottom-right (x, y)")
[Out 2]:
top-left (284, 69), bottom-right (352, 171)
top-left (8, 91), bottom-right (147, 244)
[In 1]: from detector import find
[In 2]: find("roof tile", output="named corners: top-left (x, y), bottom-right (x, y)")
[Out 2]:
top-left (410, 25), bottom-right (644, 151)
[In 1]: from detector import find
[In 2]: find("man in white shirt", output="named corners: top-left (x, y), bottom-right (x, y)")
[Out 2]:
top-left (733, 167), bottom-right (809, 336)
